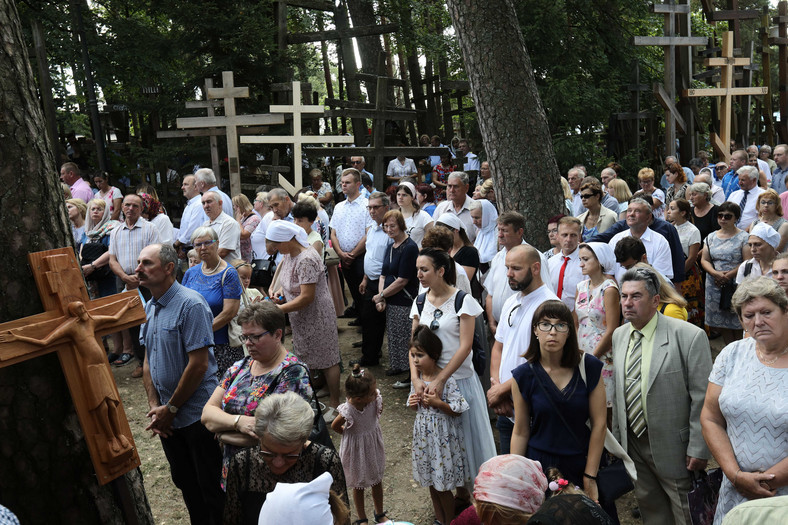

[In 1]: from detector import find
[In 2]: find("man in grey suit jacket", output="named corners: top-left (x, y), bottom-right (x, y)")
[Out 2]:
top-left (612, 267), bottom-right (712, 524)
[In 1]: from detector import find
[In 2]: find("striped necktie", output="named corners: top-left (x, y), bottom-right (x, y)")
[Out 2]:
top-left (625, 330), bottom-right (647, 438)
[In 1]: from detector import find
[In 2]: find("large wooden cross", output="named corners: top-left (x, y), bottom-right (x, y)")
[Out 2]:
top-left (684, 31), bottom-right (768, 162)
top-left (633, 1), bottom-right (708, 158)
top-left (241, 81), bottom-right (355, 195)
top-left (175, 72), bottom-right (285, 196)
top-left (0, 248), bottom-right (147, 485)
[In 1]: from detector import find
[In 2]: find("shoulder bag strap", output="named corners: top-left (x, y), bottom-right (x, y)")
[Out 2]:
top-left (529, 362), bottom-right (585, 450)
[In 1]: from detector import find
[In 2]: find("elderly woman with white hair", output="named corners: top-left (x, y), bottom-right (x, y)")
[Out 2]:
top-left (267, 220), bottom-right (341, 411)
top-left (735, 223), bottom-right (780, 284)
top-left (223, 392), bottom-right (348, 525)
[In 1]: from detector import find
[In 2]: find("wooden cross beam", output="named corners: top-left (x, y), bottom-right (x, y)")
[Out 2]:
top-left (241, 81), bottom-right (354, 195)
top-left (633, 1), bottom-right (707, 157)
top-left (684, 31), bottom-right (768, 162)
top-left (0, 248), bottom-right (147, 485)
top-left (175, 71), bottom-right (286, 196)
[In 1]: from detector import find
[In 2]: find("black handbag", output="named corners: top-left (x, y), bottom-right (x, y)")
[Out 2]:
top-left (80, 242), bottom-right (112, 281)
top-left (250, 251), bottom-right (277, 289)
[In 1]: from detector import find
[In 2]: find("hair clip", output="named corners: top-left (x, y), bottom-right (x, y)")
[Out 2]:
top-left (548, 478), bottom-right (569, 492)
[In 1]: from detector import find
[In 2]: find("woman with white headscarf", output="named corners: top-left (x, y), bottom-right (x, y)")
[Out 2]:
top-left (267, 221), bottom-right (341, 411)
top-left (573, 242), bottom-right (619, 413)
top-left (397, 181), bottom-right (433, 248)
top-left (470, 199), bottom-right (499, 274)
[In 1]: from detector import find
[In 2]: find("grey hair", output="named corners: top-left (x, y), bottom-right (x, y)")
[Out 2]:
top-left (689, 182), bottom-right (712, 200)
top-left (448, 171), bottom-right (469, 186)
top-left (731, 276), bottom-right (788, 317)
top-left (194, 168), bottom-right (216, 185)
top-left (254, 392), bottom-right (315, 444)
top-left (628, 197), bottom-right (652, 210)
top-left (621, 266), bottom-right (660, 298)
top-left (369, 191), bottom-right (390, 207)
top-left (269, 187), bottom-right (290, 201)
top-left (737, 165), bottom-right (759, 181)
top-left (191, 226), bottom-right (218, 243)
top-left (158, 244), bottom-right (179, 270)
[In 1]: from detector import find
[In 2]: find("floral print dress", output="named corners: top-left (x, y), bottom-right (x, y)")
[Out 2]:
top-left (575, 278), bottom-right (618, 408)
top-left (410, 376), bottom-right (470, 491)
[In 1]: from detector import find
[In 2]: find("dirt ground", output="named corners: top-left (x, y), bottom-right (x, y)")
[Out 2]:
top-left (113, 317), bottom-right (726, 525)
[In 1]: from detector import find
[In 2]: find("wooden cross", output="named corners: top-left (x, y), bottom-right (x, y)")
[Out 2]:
top-left (633, 1), bottom-right (708, 157)
top-left (175, 72), bottom-right (286, 196)
top-left (684, 31), bottom-right (768, 162)
top-left (240, 81), bottom-right (355, 195)
top-left (770, 1), bottom-right (788, 143)
top-left (0, 248), bottom-right (147, 485)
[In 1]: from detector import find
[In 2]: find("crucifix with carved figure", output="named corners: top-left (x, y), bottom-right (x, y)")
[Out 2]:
top-left (0, 248), bottom-right (147, 485)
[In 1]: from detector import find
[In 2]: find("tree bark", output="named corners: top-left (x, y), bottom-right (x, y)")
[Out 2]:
top-left (445, 0), bottom-right (562, 248)
top-left (0, 1), bottom-right (153, 522)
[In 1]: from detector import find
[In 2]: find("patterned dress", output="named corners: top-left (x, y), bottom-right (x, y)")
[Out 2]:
top-left (575, 279), bottom-right (618, 407)
top-left (709, 340), bottom-right (788, 524)
top-left (279, 248), bottom-right (340, 369)
top-left (411, 376), bottom-right (470, 491)
top-left (337, 390), bottom-right (385, 489)
top-left (704, 231), bottom-right (749, 329)
top-left (218, 354), bottom-right (312, 488)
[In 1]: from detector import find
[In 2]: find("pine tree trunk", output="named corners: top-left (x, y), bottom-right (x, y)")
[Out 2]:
top-left (0, 1), bottom-right (153, 522)
top-left (445, 0), bottom-right (563, 248)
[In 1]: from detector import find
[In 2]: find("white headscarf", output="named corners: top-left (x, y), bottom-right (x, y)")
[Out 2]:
top-left (583, 242), bottom-right (617, 274)
top-left (473, 199), bottom-right (499, 263)
top-left (258, 472), bottom-right (334, 524)
top-left (265, 219), bottom-right (310, 247)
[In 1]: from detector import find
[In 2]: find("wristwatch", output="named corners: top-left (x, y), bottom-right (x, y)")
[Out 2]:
top-left (166, 402), bottom-right (179, 414)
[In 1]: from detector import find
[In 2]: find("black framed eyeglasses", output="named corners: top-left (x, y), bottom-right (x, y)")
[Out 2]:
top-left (430, 309), bottom-right (443, 331)
top-left (536, 321), bottom-right (570, 333)
top-left (508, 304), bottom-right (521, 327)
top-left (240, 331), bottom-right (270, 343)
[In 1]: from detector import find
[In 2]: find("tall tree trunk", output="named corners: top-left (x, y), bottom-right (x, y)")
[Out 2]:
top-left (446, 0), bottom-right (562, 248)
top-left (0, 2), bottom-right (154, 522)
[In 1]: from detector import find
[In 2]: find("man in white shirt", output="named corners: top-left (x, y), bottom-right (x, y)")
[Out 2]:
top-left (548, 216), bottom-right (585, 311)
top-left (331, 168), bottom-right (371, 319)
top-left (194, 168), bottom-right (233, 217)
top-left (487, 244), bottom-right (558, 453)
top-left (174, 175), bottom-right (206, 257)
top-left (202, 191), bottom-right (241, 262)
top-left (727, 165), bottom-right (766, 230)
top-left (483, 212), bottom-right (552, 336)
top-left (608, 198), bottom-right (673, 280)
top-left (457, 139), bottom-right (480, 172)
top-left (433, 172), bottom-right (477, 242)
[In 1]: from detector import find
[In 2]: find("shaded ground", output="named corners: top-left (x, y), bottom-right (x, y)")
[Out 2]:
top-left (114, 318), bottom-right (725, 524)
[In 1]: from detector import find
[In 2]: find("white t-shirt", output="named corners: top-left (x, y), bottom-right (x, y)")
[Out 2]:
top-left (410, 289), bottom-right (484, 379)
top-left (405, 209), bottom-right (434, 248)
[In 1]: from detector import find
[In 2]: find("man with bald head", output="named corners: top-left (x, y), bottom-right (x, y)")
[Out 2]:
top-left (202, 191), bottom-right (241, 262)
top-left (487, 244), bottom-right (559, 452)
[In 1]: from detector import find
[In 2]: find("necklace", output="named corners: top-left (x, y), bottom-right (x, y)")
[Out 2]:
top-left (757, 344), bottom-right (788, 365)
top-left (204, 259), bottom-right (223, 274)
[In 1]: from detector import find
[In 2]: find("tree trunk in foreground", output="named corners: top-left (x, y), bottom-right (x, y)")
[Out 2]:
top-left (446, 0), bottom-right (563, 248)
top-left (0, 1), bottom-right (153, 522)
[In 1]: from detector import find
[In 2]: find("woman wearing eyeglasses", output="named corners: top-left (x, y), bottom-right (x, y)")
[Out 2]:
top-left (222, 392), bottom-right (347, 525)
top-left (748, 189), bottom-right (788, 253)
top-left (183, 226), bottom-right (244, 377)
top-left (700, 202), bottom-right (751, 345)
top-left (409, 247), bottom-right (497, 508)
top-left (511, 300), bottom-right (607, 506)
top-left (202, 302), bottom-right (313, 493)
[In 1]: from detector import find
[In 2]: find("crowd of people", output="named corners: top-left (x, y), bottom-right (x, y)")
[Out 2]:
top-left (51, 141), bottom-right (788, 525)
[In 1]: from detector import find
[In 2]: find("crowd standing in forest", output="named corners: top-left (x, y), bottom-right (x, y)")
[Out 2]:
top-left (45, 141), bottom-right (788, 525)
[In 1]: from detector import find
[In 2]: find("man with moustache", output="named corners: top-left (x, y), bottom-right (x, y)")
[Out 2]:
top-left (487, 245), bottom-right (558, 453)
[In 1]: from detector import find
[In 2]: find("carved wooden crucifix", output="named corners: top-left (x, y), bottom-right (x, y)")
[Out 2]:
top-left (175, 71), bottom-right (286, 196)
top-left (684, 31), bottom-right (768, 162)
top-left (0, 248), bottom-right (147, 485)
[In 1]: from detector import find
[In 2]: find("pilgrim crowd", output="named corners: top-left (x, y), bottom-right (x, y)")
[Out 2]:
top-left (47, 140), bottom-right (788, 525)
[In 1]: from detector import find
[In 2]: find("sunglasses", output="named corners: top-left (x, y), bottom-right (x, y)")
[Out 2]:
top-left (717, 213), bottom-right (734, 220)
top-left (430, 309), bottom-right (443, 331)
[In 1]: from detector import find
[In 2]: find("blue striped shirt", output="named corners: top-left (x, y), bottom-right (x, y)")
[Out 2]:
top-left (141, 281), bottom-right (217, 428)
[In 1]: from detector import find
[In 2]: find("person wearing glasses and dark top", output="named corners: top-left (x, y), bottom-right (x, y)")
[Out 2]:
top-left (488, 245), bottom-right (558, 453)
top-left (222, 392), bottom-right (348, 525)
top-left (409, 247), bottom-right (496, 511)
top-left (510, 300), bottom-right (609, 516)
top-left (202, 301), bottom-right (313, 492)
